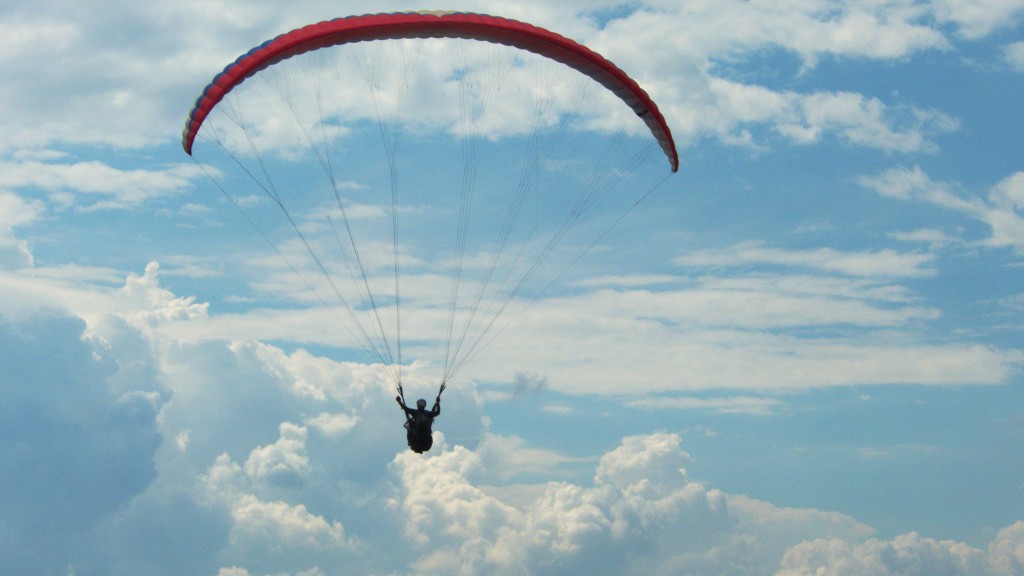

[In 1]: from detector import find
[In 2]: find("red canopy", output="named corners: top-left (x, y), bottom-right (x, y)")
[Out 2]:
top-left (182, 11), bottom-right (678, 171)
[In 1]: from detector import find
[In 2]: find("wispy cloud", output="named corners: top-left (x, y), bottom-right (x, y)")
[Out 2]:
top-left (627, 395), bottom-right (782, 415)
top-left (1006, 41), bottom-right (1024, 70)
top-left (0, 159), bottom-right (203, 210)
top-left (861, 166), bottom-right (1024, 254)
top-left (675, 241), bottom-right (936, 278)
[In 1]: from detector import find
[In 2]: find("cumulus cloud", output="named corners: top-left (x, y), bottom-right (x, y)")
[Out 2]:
top-left (775, 525), bottom-right (1024, 575)
top-left (244, 422), bottom-right (312, 487)
top-left (1, 3), bottom-right (1022, 575)
top-left (385, 432), bottom-right (1024, 576)
top-left (119, 261), bottom-right (209, 325)
top-left (197, 451), bottom-right (359, 573)
top-left (0, 311), bottom-right (166, 575)
top-left (388, 432), bottom-right (741, 575)
top-left (988, 521), bottom-right (1024, 574)
top-left (0, 289), bottom-right (1019, 576)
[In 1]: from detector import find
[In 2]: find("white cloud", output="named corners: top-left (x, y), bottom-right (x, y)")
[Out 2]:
top-left (859, 165), bottom-right (976, 211)
top-left (0, 0), bottom-right (973, 161)
top-left (0, 311), bottom-right (167, 575)
top-left (862, 167), bottom-right (1024, 255)
top-left (1006, 41), bottom-right (1024, 70)
top-left (730, 493), bottom-right (875, 541)
top-left (782, 92), bottom-right (958, 153)
top-left (580, 2), bottom-right (960, 151)
top-left (675, 241), bottom-right (936, 278)
top-left (0, 191), bottom-right (42, 269)
top-left (933, 0), bottom-right (1024, 39)
top-left (0, 4), bottom-right (1021, 573)
top-left (775, 529), bottom-right (1021, 575)
top-left (0, 293), bottom-right (1019, 575)
top-left (196, 451), bottom-right (357, 573)
top-left (627, 395), bottom-right (783, 415)
top-left (0, 190), bottom-right (42, 228)
top-left (983, 172), bottom-right (1024, 252)
top-left (596, 0), bottom-right (951, 67)
top-left (474, 433), bottom-right (585, 481)
top-left (0, 18), bottom-right (77, 61)
top-left (891, 228), bottom-right (960, 249)
top-left (988, 521), bottom-right (1024, 574)
top-left (119, 261), bottom-right (210, 326)
top-left (0, 160), bottom-right (203, 210)
top-left (230, 495), bottom-right (349, 549)
top-left (479, 305), bottom-right (1021, 393)
top-left (390, 432), bottom-right (743, 575)
top-left (304, 411), bottom-right (360, 437)
top-left (384, 432), bottom-right (1024, 576)
top-left (244, 422), bottom-right (311, 487)
top-left (658, 75), bottom-right (957, 153)
top-left (8, 252), bottom-right (1013, 403)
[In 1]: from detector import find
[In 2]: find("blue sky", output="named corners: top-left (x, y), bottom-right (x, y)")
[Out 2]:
top-left (2, 1), bottom-right (1024, 575)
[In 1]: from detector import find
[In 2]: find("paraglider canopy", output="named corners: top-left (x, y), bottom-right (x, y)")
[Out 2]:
top-left (182, 11), bottom-right (679, 392)
top-left (183, 11), bottom-right (678, 171)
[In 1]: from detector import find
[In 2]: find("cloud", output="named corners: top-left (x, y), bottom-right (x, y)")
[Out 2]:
top-left (0, 18), bottom-right (78, 61)
top-left (861, 167), bottom-right (1024, 254)
top-left (690, 81), bottom-right (959, 153)
top-left (1006, 41), bottom-right (1024, 70)
top-left (675, 241), bottom-right (936, 278)
top-left (478, 296), bottom-right (1020, 393)
top-left (932, 0), bottom-right (1024, 39)
top-left (0, 1), bottom-right (300, 153)
top-left (729, 494), bottom-right (876, 546)
top-left (0, 160), bottom-right (203, 210)
top-left (0, 290), bottom-right (1018, 576)
top-left (627, 395), bottom-right (783, 415)
top-left (984, 172), bottom-right (1024, 251)
top-left (230, 495), bottom-right (350, 550)
top-left (474, 433), bottom-right (586, 482)
top-left (0, 190), bottom-right (42, 268)
top-left (775, 525), bottom-right (1024, 575)
top-left (0, 0), bottom-right (975, 161)
top-left (0, 4), bottom-right (1021, 574)
top-left (583, 2), bottom-right (960, 151)
top-left (304, 411), bottom-right (360, 437)
top-left (385, 432), bottom-right (1024, 576)
top-left (244, 422), bottom-right (312, 488)
top-left (197, 452), bottom-right (359, 573)
top-left (859, 165), bottom-right (975, 209)
top-left (0, 311), bottom-right (166, 575)
top-left (777, 91), bottom-right (958, 153)
top-left (389, 432), bottom-right (743, 575)
top-left (988, 521), bottom-right (1024, 574)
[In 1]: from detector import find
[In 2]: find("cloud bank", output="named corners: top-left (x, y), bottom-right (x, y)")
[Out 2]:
top-left (0, 268), bottom-right (1020, 575)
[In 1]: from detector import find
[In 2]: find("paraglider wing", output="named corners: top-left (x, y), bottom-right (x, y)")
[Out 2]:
top-left (182, 11), bottom-right (678, 171)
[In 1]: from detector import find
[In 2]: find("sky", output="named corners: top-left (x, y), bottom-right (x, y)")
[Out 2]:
top-left (1, 1), bottom-right (1024, 575)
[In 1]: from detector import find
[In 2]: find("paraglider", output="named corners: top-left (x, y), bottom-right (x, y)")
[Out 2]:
top-left (182, 11), bottom-right (678, 453)
top-left (395, 383), bottom-right (444, 453)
